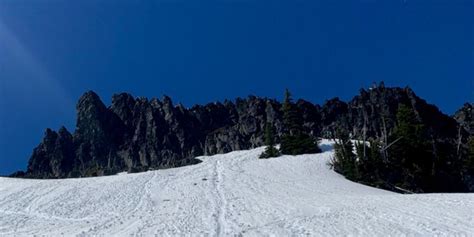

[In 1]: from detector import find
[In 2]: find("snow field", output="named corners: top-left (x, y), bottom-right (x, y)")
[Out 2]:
top-left (0, 140), bottom-right (473, 236)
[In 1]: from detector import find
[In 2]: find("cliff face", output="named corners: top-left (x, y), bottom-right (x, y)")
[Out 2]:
top-left (22, 85), bottom-right (466, 178)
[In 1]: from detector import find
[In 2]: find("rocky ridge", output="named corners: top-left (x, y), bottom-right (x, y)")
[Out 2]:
top-left (18, 84), bottom-right (470, 178)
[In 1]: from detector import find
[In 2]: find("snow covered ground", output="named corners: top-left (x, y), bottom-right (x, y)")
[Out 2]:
top-left (0, 140), bottom-right (473, 236)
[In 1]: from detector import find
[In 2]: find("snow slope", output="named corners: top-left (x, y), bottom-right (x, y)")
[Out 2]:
top-left (0, 140), bottom-right (473, 236)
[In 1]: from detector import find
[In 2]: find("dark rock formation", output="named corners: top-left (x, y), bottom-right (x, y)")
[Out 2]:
top-left (27, 127), bottom-right (74, 178)
top-left (18, 85), bottom-right (471, 179)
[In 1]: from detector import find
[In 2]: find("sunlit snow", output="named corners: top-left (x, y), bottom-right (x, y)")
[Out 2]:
top-left (0, 140), bottom-right (473, 236)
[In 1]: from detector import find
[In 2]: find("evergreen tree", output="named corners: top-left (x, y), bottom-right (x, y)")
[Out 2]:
top-left (470, 137), bottom-right (474, 157)
top-left (282, 89), bottom-right (302, 136)
top-left (355, 141), bottom-right (368, 178)
top-left (388, 104), bottom-right (432, 192)
top-left (464, 136), bottom-right (474, 177)
top-left (260, 123), bottom-right (280, 159)
top-left (280, 89), bottom-right (321, 155)
top-left (355, 140), bottom-right (385, 186)
top-left (333, 129), bottom-right (358, 180)
top-left (431, 139), bottom-right (465, 192)
top-left (332, 104), bottom-right (470, 193)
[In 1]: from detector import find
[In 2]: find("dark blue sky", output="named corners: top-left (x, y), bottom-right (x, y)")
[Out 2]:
top-left (0, 0), bottom-right (473, 175)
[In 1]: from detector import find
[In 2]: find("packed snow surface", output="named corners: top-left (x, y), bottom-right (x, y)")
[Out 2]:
top-left (1, 140), bottom-right (473, 236)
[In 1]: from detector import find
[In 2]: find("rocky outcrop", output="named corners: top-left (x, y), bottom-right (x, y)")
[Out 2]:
top-left (346, 85), bottom-right (459, 139)
top-left (19, 85), bottom-right (469, 178)
top-left (27, 127), bottom-right (74, 178)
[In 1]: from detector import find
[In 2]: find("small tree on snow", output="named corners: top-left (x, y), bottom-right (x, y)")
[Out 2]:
top-left (332, 129), bottom-right (358, 180)
top-left (280, 89), bottom-right (321, 155)
top-left (260, 123), bottom-right (280, 159)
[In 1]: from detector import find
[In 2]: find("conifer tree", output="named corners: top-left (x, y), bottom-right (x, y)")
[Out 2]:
top-left (333, 129), bottom-right (357, 180)
top-left (260, 123), bottom-right (280, 159)
top-left (280, 89), bottom-right (321, 155)
top-left (282, 89), bottom-right (302, 136)
top-left (464, 136), bottom-right (474, 177)
top-left (355, 140), bottom-right (384, 185)
top-left (332, 103), bottom-right (471, 193)
top-left (388, 104), bottom-right (432, 191)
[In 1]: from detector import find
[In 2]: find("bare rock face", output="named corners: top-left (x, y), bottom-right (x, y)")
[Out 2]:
top-left (27, 127), bottom-right (74, 178)
top-left (345, 85), bottom-right (459, 139)
top-left (73, 91), bottom-right (127, 177)
top-left (21, 85), bottom-right (468, 178)
top-left (109, 94), bottom-right (202, 172)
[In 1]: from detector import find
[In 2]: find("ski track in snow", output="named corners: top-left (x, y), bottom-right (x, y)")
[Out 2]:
top-left (0, 140), bottom-right (473, 236)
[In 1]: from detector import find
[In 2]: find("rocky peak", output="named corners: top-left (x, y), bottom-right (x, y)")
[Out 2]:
top-left (19, 86), bottom-right (468, 179)
top-left (160, 95), bottom-right (175, 122)
top-left (43, 128), bottom-right (59, 146)
top-left (161, 95), bottom-right (173, 107)
top-left (321, 98), bottom-right (348, 122)
top-left (77, 91), bottom-right (107, 114)
top-left (58, 126), bottom-right (72, 137)
top-left (75, 91), bottom-right (109, 141)
top-left (111, 93), bottom-right (136, 124)
top-left (26, 127), bottom-right (74, 178)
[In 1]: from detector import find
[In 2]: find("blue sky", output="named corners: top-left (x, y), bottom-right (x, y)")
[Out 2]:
top-left (0, 0), bottom-right (473, 175)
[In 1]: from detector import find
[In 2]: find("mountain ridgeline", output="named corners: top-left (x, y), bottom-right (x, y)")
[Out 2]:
top-left (14, 84), bottom-right (473, 191)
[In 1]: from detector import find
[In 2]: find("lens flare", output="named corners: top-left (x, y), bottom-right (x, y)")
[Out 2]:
top-left (0, 17), bottom-right (73, 111)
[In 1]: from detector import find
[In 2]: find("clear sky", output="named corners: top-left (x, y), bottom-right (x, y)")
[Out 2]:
top-left (0, 0), bottom-right (473, 175)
